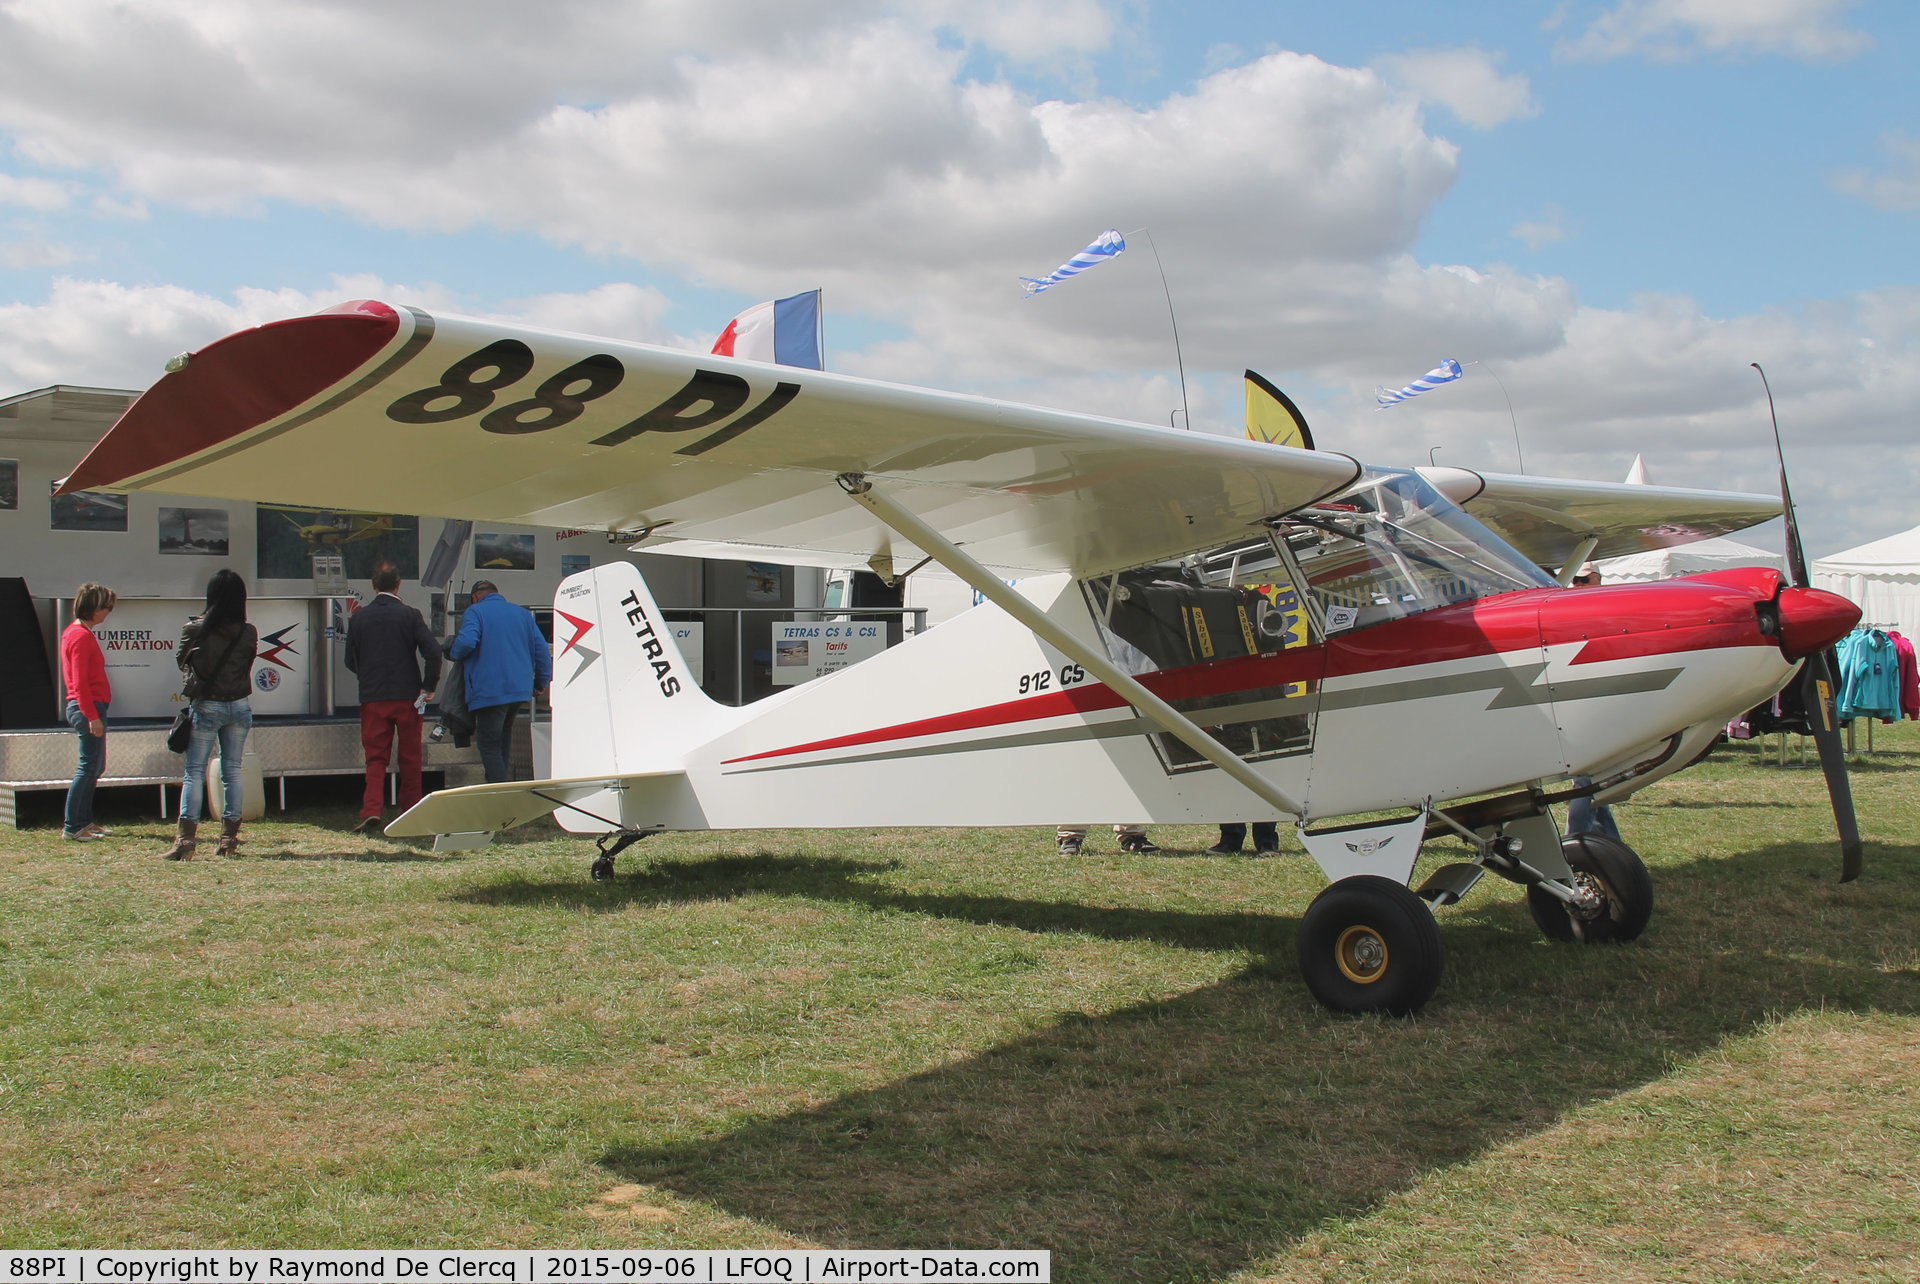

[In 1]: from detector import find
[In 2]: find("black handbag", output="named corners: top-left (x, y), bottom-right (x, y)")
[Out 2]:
top-left (166, 625), bottom-right (244, 754)
top-left (165, 705), bottom-right (193, 753)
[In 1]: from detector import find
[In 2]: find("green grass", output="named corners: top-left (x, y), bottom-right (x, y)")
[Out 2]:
top-left (3, 728), bottom-right (1917, 1283)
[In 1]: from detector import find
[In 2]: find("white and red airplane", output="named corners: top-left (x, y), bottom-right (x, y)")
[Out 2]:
top-left (63, 300), bottom-right (1862, 1014)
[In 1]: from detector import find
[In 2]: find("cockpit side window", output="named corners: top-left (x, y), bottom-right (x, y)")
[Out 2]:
top-left (1081, 534), bottom-right (1316, 772)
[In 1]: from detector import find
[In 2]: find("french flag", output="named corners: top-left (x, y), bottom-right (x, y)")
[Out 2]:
top-left (710, 289), bottom-right (824, 369)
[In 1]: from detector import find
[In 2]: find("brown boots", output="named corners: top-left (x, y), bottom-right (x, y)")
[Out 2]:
top-left (161, 818), bottom-right (197, 861)
top-left (161, 817), bottom-right (241, 859)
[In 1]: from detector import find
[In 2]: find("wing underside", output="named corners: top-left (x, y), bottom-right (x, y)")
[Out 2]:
top-left (63, 300), bottom-right (1779, 576)
top-left (64, 301), bottom-right (1364, 579)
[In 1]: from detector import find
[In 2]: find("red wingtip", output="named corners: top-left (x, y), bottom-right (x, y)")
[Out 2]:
top-left (59, 300), bottom-right (401, 494)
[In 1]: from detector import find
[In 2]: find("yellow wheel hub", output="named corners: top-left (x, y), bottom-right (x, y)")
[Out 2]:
top-left (1335, 924), bottom-right (1388, 984)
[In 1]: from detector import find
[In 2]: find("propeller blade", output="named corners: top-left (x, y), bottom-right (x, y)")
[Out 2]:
top-left (1753, 362), bottom-right (1812, 587)
top-left (1801, 651), bottom-right (1864, 882)
top-left (1755, 361), bottom-right (1860, 880)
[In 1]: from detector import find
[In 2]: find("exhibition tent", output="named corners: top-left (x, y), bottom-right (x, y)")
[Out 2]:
top-left (1813, 525), bottom-right (1920, 639)
top-left (1595, 537), bottom-right (1786, 583)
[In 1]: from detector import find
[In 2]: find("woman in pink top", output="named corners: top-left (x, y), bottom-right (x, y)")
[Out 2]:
top-left (61, 582), bottom-right (117, 841)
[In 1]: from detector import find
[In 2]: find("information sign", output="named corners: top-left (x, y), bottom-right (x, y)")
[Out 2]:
top-left (770, 621), bottom-right (886, 685)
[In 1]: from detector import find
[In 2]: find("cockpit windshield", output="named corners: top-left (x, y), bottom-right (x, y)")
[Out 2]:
top-left (1083, 467), bottom-right (1549, 671)
top-left (1073, 468), bottom-right (1547, 776)
top-left (1278, 468), bottom-right (1553, 634)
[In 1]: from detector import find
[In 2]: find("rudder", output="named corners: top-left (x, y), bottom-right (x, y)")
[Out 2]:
top-left (551, 562), bottom-right (731, 776)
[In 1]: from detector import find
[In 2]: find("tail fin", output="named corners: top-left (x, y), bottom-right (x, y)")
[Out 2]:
top-left (551, 562), bottom-right (730, 775)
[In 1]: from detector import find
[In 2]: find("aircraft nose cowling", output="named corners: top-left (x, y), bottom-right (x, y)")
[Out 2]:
top-left (1775, 586), bottom-right (1861, 660)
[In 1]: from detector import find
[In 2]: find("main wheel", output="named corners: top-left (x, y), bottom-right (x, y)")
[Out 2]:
top-left (1297, 875), bottom-right (1445, 1015)
top-left (1528, 832), bottom-right (1654, 944)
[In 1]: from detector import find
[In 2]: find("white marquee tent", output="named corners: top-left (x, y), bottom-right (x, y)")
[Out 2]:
top-left (1594, 537), bottom-right (1786, 583)
top-left (1813, 526), bottom-right (1920, 640)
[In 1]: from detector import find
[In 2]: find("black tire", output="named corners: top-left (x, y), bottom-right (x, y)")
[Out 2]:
top-left (1297, 875), bottom-right (1445, 1015)
top-left (589, 854), bottom-right (616, 882)
top-left (1528, 832), bottom-right (1654, 944)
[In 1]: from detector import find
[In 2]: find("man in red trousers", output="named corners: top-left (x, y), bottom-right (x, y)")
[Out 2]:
top-left (345, 563), bottom-right (443, 833)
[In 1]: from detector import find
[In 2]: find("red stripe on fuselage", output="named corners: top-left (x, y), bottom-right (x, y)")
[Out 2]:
top-left (720, 577), bottom-right (1778, 766)
top-left (60, 300), bottom-right (401, 493)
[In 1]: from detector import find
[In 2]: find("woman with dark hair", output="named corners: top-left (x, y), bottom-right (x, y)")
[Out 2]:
top-left (162, 569), bottom-right (258, 860)
top-left (61, 582), bottom-right (117, 841)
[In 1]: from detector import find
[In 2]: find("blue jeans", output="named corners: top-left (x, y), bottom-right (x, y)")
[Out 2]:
top-left (472, 702), bottom-right (522, 784)
top-left (181, 698), bottom-right (252, 822)
top-left (1567, 776), bottom-right (1621, 842)
top-left (64, 699), bottom-right (108, 835)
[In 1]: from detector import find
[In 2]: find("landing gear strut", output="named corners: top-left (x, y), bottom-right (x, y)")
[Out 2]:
top-left (590, 831), bottom-right (648, 882)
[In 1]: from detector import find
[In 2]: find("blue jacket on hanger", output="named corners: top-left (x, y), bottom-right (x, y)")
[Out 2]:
top-left (1838, 627), bottom-right (1900, 721)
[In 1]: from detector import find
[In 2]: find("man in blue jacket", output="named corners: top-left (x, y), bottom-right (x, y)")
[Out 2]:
top-left (449, 580), bottom-right (551, 784)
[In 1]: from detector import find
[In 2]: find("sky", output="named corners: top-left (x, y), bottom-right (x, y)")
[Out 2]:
top-left (1, 0), bottom-right (1914, 557)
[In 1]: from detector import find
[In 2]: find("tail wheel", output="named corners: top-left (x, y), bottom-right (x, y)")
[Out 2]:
top-left (1297, 875), bottom-right (1445, 1015)
top-left (1528, 832), bottom-right (1654, 944)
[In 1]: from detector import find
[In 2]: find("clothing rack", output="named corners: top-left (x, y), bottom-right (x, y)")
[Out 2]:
top-left (1836, 623), bottom-right (1912, 754)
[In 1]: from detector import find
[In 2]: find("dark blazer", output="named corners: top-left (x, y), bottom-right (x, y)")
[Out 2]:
top-left (178, 618), bottom-right (259, 702)
top-left (345, 593), bottom-right (443, 703)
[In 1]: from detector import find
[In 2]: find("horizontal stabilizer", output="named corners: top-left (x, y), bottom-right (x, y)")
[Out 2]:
top-left (384, 770), bottom-right (684, 838)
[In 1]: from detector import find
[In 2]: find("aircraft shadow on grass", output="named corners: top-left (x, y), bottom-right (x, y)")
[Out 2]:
top-left (250, 846), bottom-right (443, 864)
top-left (454, 854), bottom-right (1291, 955)
top-left (476, 844), bottom-right (1917, 1282)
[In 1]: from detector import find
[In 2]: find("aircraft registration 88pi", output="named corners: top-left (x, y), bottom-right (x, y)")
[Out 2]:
top-left (63, 300), bottom-right (1860, 1013)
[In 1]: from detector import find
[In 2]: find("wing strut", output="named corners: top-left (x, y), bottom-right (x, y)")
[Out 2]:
top-left (837, 473), bottom-right (1308, 821)
top-left (1554, 534), bottom-right (1600, 587)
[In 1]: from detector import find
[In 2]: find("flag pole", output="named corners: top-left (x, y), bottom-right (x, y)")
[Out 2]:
top-left (1468, 360), bottom-right (1525, 475)
top-left (1130, 227), bottom-right (1191, 430)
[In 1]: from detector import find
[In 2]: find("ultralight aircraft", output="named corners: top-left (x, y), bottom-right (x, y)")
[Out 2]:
top-left (62, 300), bottom-right (1864, 1013)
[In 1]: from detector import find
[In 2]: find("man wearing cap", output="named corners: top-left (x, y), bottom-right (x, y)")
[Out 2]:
top-left (448, 580), bottom-right (551, 784)
top-left (345, 562), bottom-right (442, 832)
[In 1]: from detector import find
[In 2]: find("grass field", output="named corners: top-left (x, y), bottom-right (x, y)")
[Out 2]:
top-left (2, 727), bottom-right (1917, 1282)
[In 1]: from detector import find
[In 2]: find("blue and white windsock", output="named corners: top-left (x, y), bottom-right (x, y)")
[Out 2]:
top-left (1376, 358), bottom-right (1464, 408)
top-left (1020, 229), bottom-right (1126, 296)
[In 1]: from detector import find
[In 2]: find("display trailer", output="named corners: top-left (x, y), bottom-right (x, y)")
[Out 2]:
top-left (0, 385), bottom-right (854, 825)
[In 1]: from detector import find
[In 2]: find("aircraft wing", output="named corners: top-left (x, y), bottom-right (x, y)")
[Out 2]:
top-left (1416, 466), bottom-right (1781, 568)
top-left (61, 300), bottom-right (1363, 579)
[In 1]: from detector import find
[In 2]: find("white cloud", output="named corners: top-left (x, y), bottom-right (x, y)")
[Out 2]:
top-left (491, 282), bottom-right (679, 345)
top-left (1301, 287), bottom-right (1920, 555)
top-left (1557, 0), bottom-right (1871, 62)
top-left (927, 0), bottom-right (1113, 60)
top-left (0, 2), bottom-right (1907, 554)
top-left (1375, 47), bottom-right (1539, 129)
top-left (90, 194), bottom-right (148, 219)
top-left (1511, 203), bottom-right (1571, 250)
top-left (0, 275), bottom-right (680, 392)
top-left (1832, 133), bottom-right (1920, 214)
top-left (0, 10), bottom-right (1531, 379)
top-left (0, 237), bottom-right (86, 268)
top-left (0, 172), bottom-right (71, 210)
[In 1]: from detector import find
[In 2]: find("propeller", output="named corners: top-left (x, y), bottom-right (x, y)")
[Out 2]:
top-left (1753, 362), bottom-right (1863, 881)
